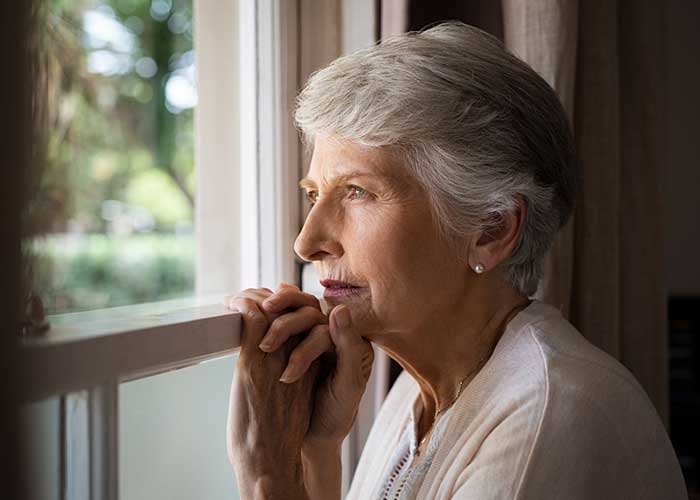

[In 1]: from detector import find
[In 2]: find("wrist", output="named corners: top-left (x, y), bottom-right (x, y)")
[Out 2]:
top-left (252, 474), bottom-right (308, 500)
top-left (301, 442), bottom-right (342, 500)
top-left (301, 438), bottom-right (343, 460)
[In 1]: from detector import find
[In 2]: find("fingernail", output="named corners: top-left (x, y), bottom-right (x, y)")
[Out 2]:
top-left (334, 306), bottom-right (350, 329)
top-left (279, 365), bottom-right (297, 383)
top-left (258, 339), bottom-right (274, 351)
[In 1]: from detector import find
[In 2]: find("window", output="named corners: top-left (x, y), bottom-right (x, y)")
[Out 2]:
top-left (19, 1), bottom-right (384, 499)
top-left (20, 0), bottom-right (296, 498)
top-left (31, 0), bottom-right (197, 315)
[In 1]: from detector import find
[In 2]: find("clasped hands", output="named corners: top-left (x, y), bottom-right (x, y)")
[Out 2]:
top-left (225, 283), bottom-right (374, 500)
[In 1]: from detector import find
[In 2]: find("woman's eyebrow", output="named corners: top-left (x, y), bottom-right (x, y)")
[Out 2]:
top-left (298, 172), bottom-right (387, 189)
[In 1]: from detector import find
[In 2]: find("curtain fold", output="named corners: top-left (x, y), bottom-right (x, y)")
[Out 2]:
top-left (502, 0), bottom-right (578, 318)
top-left (501, 0), bottom-right (669, 426)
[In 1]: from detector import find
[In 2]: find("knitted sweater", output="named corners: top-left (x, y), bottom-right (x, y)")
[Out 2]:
top-left (346, 300), bottom-right (688, 500)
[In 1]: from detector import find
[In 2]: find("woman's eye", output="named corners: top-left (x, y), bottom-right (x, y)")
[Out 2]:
top-left (347, 185), bottom-right (368, 200)
top-left (305, 190), bottom-right (319, 206)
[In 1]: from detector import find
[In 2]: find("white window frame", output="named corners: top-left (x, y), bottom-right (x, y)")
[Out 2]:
top-left (19, 1), bottom-right (386, 498)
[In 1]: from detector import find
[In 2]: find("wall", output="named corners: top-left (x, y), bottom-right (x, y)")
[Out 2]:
top-left (665, 0), bottom-right (700, 296)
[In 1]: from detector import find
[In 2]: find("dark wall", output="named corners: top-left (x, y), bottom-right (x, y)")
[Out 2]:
top-left (408, 1), bottom-right (503, 38)
top-left (665, 0), bottom-right (700, 296)
top-left (1, 1), bottom-right (39, 498)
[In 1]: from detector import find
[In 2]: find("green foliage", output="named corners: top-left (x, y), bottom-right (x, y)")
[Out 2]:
top-left (31, 234), bottom-right (195, 314)
top-left (31, 0), bottom-right (198, 314)
top-left (125, 166), bottom-right (192, 228)
top-left (38, 0), bottom-right (195, 233)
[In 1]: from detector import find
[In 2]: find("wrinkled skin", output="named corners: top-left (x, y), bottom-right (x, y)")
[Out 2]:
top-left (225, 284), bottom-right (373, 499)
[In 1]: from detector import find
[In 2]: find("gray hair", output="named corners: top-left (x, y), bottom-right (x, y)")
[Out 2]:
top-left (294, 21), bottom-right (576, 297)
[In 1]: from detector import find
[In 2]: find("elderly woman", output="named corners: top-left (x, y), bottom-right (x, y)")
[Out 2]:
top-left (225, 22), bottom-right (686, 500)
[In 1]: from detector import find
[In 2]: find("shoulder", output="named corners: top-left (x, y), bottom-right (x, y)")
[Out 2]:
top-left (443, 301), bottom-right (686, 499)
top-left (515, 301), bottom-right (661, 433)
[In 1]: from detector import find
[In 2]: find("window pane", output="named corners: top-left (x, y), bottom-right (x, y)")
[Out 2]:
top-left (119, 355), bottom-right (240, 500)
top-left (19, 397), bottom-right (62, 500)
top-left (31, 0), bottom-right (196, 314)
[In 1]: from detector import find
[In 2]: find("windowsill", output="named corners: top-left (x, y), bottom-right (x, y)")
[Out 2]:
top-left (19, 294), bottom-right (241, 403)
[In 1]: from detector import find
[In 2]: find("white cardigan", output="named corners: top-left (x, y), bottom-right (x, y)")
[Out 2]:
top-left (346, 300), bottom-right (687, 500)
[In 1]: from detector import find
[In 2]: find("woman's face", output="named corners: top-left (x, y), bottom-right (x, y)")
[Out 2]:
top-left (294, 136), bottom-right (473, 341)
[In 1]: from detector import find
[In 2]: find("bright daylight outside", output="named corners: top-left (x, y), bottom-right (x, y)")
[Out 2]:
top-left (20, 2), bottom-right (241, 500)
top-left (29, 0), bottom-right (196, 314)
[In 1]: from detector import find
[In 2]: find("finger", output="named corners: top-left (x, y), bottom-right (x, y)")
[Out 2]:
top-left (259, 305), bottom-right (327, 352)
top-left (277, 282), bottom-right (299, 291)
top-left (225, 289), bottom-right (279, 323)
top-left (229, 297), bottom-right (269, 353)
top-left (224, 288), bottom-right (273, 309)
top-left (262, 286), bottom-right (320, 313)
top-left (279, 324), bottom-right (333, 383)
top-left (328, 305), bottom-right (374, 388)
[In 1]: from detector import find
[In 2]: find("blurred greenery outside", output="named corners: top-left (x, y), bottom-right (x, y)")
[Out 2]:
top-left (31, 0), bottom-right (197, 314)
top-left (33, 234), bottom-right (195, 313)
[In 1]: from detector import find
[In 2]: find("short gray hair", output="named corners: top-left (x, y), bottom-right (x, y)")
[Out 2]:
top-left (294, 21), bottom-right (576, 297)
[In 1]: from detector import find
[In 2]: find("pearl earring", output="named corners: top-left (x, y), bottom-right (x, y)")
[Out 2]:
top-left (474, 263), bottom-right (485, 274)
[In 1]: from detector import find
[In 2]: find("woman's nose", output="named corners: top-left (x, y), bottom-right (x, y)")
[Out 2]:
top-left (293, 205), bottom-right (343, 263)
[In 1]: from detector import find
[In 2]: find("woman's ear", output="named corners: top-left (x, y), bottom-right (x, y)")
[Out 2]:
top-left (470, 195), bottom-right (527, 274)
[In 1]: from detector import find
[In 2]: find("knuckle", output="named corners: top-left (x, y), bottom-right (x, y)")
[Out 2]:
top-left (241, 288), bottom-right (270, 300)
top-left (309, 323), bottom-right (329, 335)
top-left (274, 287), bottom-right (296, 302)
top-left (270, 314), bottom-right (289, 332)
top-left (304, 292), bottom-right (321, 307)
top-left (239, 297), bottom-right (256, 307)
top-left (310, 325), bottom-right (332, 345)
top-left (278, 282), bottom-right (300, 291)
top-left (300, 305), bottom-right (327, 322)
top-left (246, 310), bottom-right (268, 328)
top-left (227, 294), bottom-right (244, 305)
top-left (288, 350), bottom-right (305, 367)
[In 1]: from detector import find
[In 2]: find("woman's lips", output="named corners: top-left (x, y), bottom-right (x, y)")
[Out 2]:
top-left (323, 286), bottom-right (365, 299)
top-left (320, 279), bottom-right (366, 299)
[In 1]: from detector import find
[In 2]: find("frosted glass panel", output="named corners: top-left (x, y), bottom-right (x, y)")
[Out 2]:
top-left (20, 396), bottom-right (61, 500)
top-left (120, 354), bottom-right (239, 500)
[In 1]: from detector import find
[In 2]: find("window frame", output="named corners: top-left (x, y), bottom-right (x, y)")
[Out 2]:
top-left (19, 1), bottom-right (387, 498)
top-left (20, 1), bottom-right (299, 497)
top-left (19, 0), bottom-right (302, 397)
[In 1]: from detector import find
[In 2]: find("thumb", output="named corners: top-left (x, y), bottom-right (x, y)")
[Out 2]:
top-left (328, 305), bottom-right (374, 388)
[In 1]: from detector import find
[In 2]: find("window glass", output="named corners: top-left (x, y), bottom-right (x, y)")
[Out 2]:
top-left (19, 397), bottom-right (62, 500)
top-left (119, 355), bottom-right (240, 500)
top-left (31, 0), bottom-right (196, 314)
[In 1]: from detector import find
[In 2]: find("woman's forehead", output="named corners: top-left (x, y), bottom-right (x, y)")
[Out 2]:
top-left (302, 138), bottom-right (404, 188)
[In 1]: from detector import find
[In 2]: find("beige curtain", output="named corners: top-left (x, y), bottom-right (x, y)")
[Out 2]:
top-left (501, 0), bottom-right (669, 426)
top-left (502, 0), bottom-right (577, 318)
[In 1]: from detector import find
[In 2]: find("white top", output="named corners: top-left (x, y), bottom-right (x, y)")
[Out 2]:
top-left (378, 396), bottom-right (454, 499)
top-left (347, 300), bottom-right (688, 500)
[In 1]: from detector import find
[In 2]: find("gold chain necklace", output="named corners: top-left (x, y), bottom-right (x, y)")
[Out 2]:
top-left (415, 300), bottom-right (531, 456)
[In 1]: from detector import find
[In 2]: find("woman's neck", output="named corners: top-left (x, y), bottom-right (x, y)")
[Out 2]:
top-left (376, 285), bottom-right (531, 439)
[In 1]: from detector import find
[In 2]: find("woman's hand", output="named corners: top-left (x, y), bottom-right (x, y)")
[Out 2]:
top-left (258, 286), bottom-right (375, 450)
top-left (224, 284), bottom-right (374, 499)
top-left (225, 287), bottom-right (318, 499)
